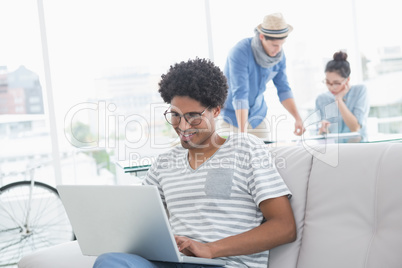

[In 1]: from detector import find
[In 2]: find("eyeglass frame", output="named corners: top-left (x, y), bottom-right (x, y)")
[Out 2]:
top-left (322, 77), bottom-right (348, 88)
top-left (163, 106), bottom-right (210, 126)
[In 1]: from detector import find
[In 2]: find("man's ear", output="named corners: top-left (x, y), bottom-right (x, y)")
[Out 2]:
top-left (259, 34), bottom-right (265, 41)
top-left (213, 106), bottom-right (221, 118)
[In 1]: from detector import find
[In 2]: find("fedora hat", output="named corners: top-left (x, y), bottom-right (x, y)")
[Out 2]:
top-left (256, 13), bottom-right (293, 38)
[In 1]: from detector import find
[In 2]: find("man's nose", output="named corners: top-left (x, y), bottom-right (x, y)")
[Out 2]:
top-left (178, 116), bottom-right (191, 130)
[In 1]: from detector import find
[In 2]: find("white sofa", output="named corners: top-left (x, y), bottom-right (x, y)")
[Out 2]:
top-left (18, 143), bottom-right (402, 268)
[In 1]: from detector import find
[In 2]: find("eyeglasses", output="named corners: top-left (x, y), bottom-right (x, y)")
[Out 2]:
top-left (322, 78), bottom-right (348, 88)
top-left (163, 106), bottom-right (210, 126)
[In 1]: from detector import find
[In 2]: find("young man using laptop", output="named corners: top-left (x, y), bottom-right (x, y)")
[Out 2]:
top-left (94, 58), bottom-right (296, 268)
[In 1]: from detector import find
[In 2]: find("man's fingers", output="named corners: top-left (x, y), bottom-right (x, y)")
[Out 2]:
top-left (177, 239), bottom-right (191, 251)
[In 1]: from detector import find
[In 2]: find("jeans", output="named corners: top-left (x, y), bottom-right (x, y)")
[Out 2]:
top-left (93, 253), bottom-right (223, 268)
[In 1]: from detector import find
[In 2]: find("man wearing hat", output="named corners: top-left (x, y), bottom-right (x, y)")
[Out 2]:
top-left (220, 13), bottom-right (304, 139)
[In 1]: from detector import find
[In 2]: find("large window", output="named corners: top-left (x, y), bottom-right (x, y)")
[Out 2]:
top-left (1, 0), bottom-right (401, 189)
top-left (43, 0), bottom-right (210, 185)
top-left (210, 0), bottom-right (363, 140)
top-left (0, 0), bottom-right (55, 187)
top-left (210, 0), bottom-right (402, 140)
top-left (354, 0), bottom-right (402, 138)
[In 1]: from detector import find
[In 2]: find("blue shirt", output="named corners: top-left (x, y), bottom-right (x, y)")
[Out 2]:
top-left (315, 84), bottom-right (370, 141)
top-left (222, 37), bottom-right (294, 128)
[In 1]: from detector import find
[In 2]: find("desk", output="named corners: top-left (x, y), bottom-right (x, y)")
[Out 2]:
top-left (117, 133), bottom-right (402, 173)
top-left (296, 132), bottom-right (362, 144)
top-left (262, 132), bottom-right (363, 147)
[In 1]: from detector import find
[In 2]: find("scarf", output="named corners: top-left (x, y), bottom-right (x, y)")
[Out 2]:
top-left (251, 29), bottom-right (283, 68)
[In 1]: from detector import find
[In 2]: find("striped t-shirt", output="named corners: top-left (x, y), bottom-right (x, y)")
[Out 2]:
top-left (143, 133), bottom-right (291, 268)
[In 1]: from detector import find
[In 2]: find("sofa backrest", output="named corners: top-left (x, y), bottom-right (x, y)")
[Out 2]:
top-left (268, 145), bottom-right (313, 268)
top-left (268, 143), bottom-right (402, 268)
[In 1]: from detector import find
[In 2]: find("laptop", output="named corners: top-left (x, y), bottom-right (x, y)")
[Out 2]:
top-left (57, 185), bottom-right (226, 266)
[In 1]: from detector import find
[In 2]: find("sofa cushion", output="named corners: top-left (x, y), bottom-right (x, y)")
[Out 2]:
top-left (364, 144), bottom-right (402, 268)
top-left (297, 143), bottom-right (402, 268)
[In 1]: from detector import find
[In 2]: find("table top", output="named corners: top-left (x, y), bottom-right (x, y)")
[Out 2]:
top-left (118, 132), bottom-right (402, 172)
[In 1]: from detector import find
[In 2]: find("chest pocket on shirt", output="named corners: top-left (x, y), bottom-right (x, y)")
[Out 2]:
top-left (205, 169), bottom-right (234, 199)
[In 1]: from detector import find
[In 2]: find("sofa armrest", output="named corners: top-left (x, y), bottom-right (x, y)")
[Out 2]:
top-left (18, 241), bottom-right (96, 268)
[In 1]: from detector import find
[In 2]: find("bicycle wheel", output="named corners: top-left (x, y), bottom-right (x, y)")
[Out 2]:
top-left (0, 181), bottom-right (74, 266)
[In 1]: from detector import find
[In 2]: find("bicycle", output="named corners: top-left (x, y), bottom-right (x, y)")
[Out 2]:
top-left (0, 162), bottom-right (74, 266)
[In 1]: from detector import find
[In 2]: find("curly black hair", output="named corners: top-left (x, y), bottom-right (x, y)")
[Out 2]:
top-left (158, 58), bottom-right (228, 108)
